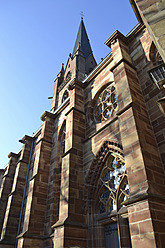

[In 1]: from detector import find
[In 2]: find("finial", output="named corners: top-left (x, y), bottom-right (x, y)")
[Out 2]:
top-left (80, 11), bottom-right (84, 20)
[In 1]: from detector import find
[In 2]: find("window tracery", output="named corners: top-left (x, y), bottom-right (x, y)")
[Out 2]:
top-left (94, 84), bottom-right (118, 123)
top-left (62, 90), bottom-right (69, 103)
top-left (154, 49), bottom-right (163, 65)
top-left (150, 42), bottom-right (163, 66)
top-left (96, 154), bottom-right (129, 214)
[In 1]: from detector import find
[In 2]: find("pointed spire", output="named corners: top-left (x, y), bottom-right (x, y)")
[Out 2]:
top-left (72, 18), bottom-right (92, 59)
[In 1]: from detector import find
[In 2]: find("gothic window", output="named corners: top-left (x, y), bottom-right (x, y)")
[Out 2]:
top-left (155, 50), bottom-right (163, 65)
top-left (59, 124), bottom-right (66, 156)
top-left (94, 84), bottom-right (118, 123)
top-left (150, 42), bottom-right (163, 66)
top-left (96, 154), bottom-right (129, 214)
top-left (62, 90), bottom-right (69, 103)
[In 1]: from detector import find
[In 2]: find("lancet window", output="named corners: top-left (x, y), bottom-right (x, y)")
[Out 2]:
top-left (59, 124), bottom-right (66, 157)
top-left (94, 84), bottom-right (118, 123)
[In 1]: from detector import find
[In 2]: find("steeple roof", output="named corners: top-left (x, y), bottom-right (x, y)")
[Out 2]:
top-left (72, 18), bottom-right (92, 59)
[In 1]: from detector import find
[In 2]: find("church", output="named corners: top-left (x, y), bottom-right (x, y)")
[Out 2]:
top-left (0, 0), bottom-right (165, 247)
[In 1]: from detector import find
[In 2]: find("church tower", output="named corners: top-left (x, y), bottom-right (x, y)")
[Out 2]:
top-left (51, 17), bottom-right (97, 114)
top-left (46, 17), bottom-right (97, 247)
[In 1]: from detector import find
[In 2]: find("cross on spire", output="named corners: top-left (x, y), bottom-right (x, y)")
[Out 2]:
top-left (80, 11), bottom-right (84, 19)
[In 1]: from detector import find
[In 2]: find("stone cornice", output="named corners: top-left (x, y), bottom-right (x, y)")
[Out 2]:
top-left (105, 30), bottom-right (127, 48)
top-left (17, 230), bottom-right (44, 240)
top-left (105, 23), bottom-right (145, 48)
top-left (124, 190), bottom-right (165, 206)
top-left (126, 23), bottom-right (145, 42)
top-left (40, 111), bottom-right (55, 122)
top-left (52, 218), bottom-right (87, 229)
top-left (110, 58), bottom-right (136, 72)
top-left (19, 135), bottom-right (33, 144)
top-left (8, 152), bottom-right (19, 158)
top-left (68, 78), bottom-right (84, 90)
top-left (62, 147), bottom-right (77, 158)
top-left (35, 137), bottom-right (53, 146)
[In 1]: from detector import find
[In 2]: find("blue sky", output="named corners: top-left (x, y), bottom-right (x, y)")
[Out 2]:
top-left (0, 0), bottom-right (137, 168)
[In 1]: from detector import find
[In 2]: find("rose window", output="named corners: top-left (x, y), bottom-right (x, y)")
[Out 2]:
top-left (94, 84), bottom-right (117, 123)
top-left (96, 155), bottom-right (129, 214)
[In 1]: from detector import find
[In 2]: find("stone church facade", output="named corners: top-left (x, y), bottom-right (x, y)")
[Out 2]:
top-left (0, 1), bottom-right (165, 247)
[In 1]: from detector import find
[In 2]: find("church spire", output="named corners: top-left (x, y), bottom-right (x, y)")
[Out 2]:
top-left (72, 18), bottom-right (92, 59)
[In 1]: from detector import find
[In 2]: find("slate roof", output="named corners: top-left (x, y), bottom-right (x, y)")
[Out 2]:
top-left (72, 18), bottom-right (92, 59)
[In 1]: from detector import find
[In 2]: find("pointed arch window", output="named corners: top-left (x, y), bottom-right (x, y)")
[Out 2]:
top-left (150, 42), bottom-right (163, 66)
top-left (59, 124), bottom-right (66, 157)
top-left (94, 84), bottom-right (118, 123)
top-left (95, 154), bottom-right (129, 214)
top-left (62, 90), bottom-right (69, 103)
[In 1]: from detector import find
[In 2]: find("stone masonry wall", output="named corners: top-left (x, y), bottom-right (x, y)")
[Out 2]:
top-left (131, 0), bottom-right (165, 62)
top-left (129, 26), bottom-right (165, 170)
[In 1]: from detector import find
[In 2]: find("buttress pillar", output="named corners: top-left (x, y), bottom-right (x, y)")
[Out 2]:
top-left (16, 111), bottom-right (54, 248)
top-left (107, 31), bottom-right (165, 247)
top-left (0, 153), bottom-right (19, 236)
top-left (0, 136), bottom-right (33, 248)
top-left (53, 80), bottom-right (87, 247)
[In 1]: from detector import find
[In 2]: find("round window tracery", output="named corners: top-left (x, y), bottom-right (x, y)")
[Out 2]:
top-left (96, 154), bottom-right (129, 214)
top-left (94, 84), bottom-right (118, 123)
